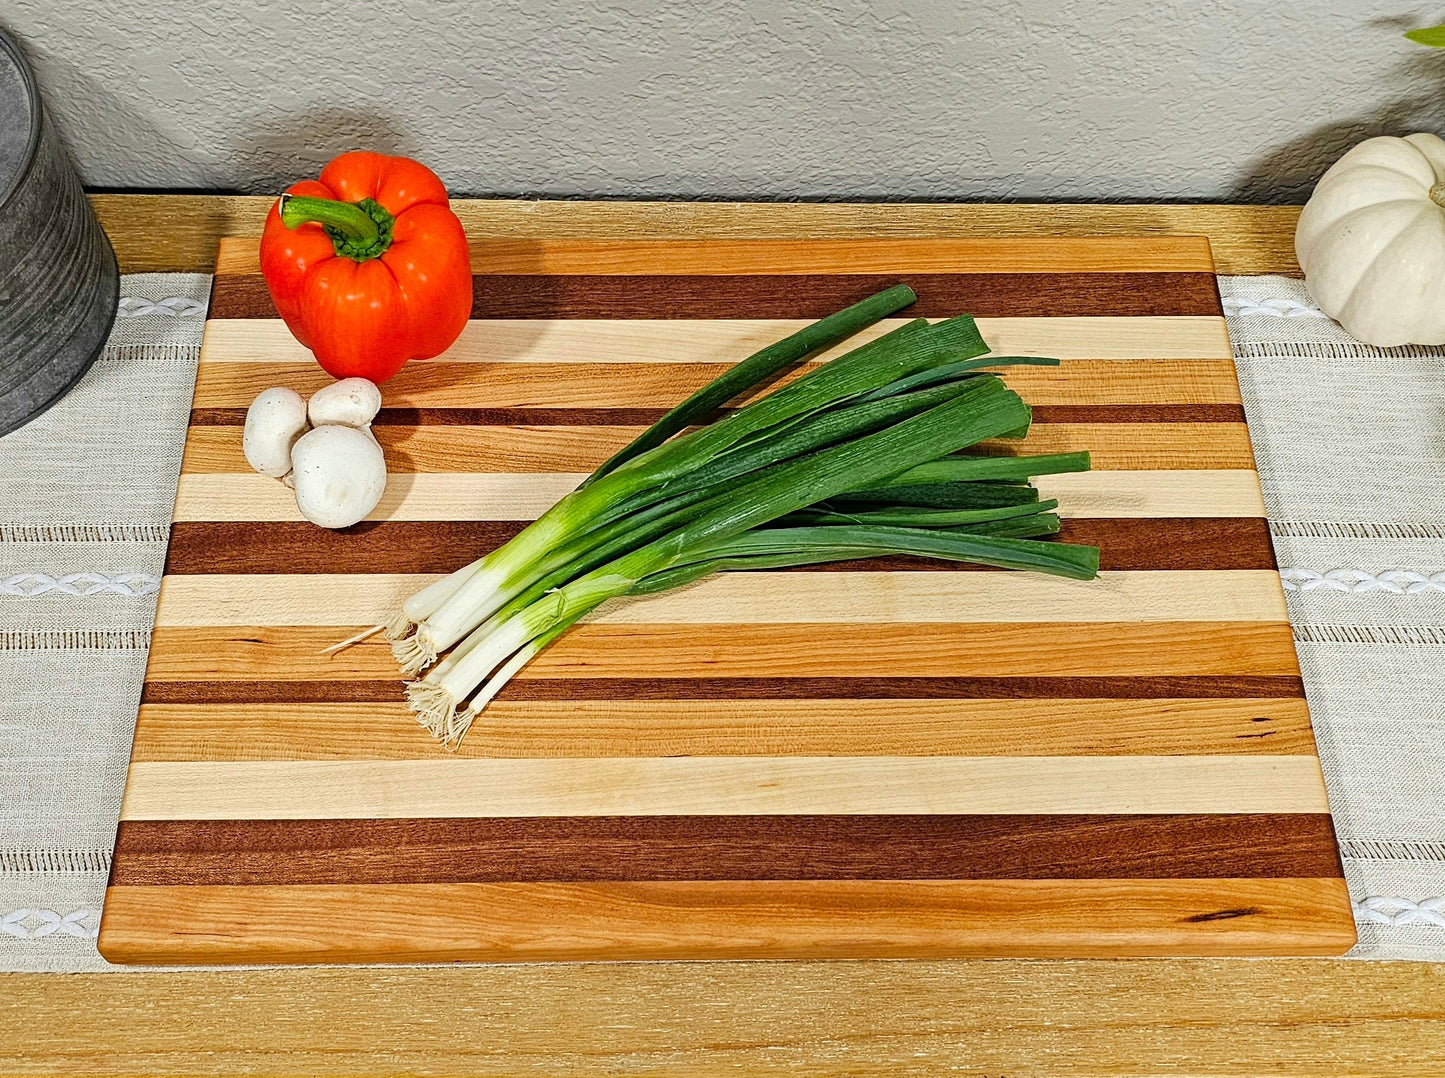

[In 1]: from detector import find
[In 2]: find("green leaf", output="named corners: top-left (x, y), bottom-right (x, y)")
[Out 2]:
top-left (1407, 26), bottom-right (1445, 46)
top-left (584, 283), bottom-right (918, 484)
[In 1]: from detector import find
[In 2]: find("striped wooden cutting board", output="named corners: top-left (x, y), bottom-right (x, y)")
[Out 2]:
top-left (97, 235), bottom-right (1356, 963)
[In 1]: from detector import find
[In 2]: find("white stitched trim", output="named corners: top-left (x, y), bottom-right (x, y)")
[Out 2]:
top-left (1232, 340), bottom-right (1445, 360)
top-left (0, 849), bottom-right (111, 874)
top-left (1222, 296), bottom-right (1328, 319)
top-left (1272, 521), bottom-right (1445, 541)
top-left (0, 573), bottom-right (160, 597)
top-left (0, 524), bottom-right (170, 543)
top-left (1355, 897), bottom-right (1445, 927)
top-left (0, 909), bottom-right (99, 940)
top-left (116, 296), bottom-right (206, 318)
top-left (1292, 624), bottom-right (1445, 646)
top-left (1341, 839), bottom-right (1445, 862)
top-left (0, 629), bottom-right (151, 650)
top-left (1282, 569), bottom-right (1445, 594)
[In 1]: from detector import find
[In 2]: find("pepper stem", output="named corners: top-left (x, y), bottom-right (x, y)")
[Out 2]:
top-left (278, 194), bottom-right (395, 261)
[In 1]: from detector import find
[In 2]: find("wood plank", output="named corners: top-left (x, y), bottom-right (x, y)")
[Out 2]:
top-left (216, 235), bottom-right (1218, 275)
top-left (116, 756), bottom-right (1330, 820)
top-left (149, 571), bottom-right (1289, 628)
top-left (142, 621), bottom-right (1304, 681)
top-left (19, 957), bottom-right (1445, 1076)
top-left (190, 355), bottom-right (1243, 409)
top-left (193, 403), bottom-right (1251, 426)
top-left (162, 517), bottom-right (1280, 574)
top-left (200, 315), bottom-right (1235, 364)
top-left (209, 271), bottom-right (1224, 320)
top-left (140, 675), bottom-right (1309, 705)
top-left (96, 878), bottom-right (1355, 964)
top-left (130, 697), bottom-right (1317, 760)
top-left (171, 469), bottom-right (1268, 521)
top-left (179, 421), bottom-right (1259, 473)
top-left (110, 813), bottom-right (1342, 886)
top-left (91, 195), bottom-right (1306, 276)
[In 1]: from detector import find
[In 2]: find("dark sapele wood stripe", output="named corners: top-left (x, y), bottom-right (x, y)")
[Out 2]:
top-left (109, 814), bottom-right (1343, 887)
top-left (188, 403), bottom-right (1249, 428)
top-left (139, 675), bottom-right (1307, 706)
top-left (161, 518), bottom-right (1276, 576)
top-left (209, 272), bottom-right (1225, 320)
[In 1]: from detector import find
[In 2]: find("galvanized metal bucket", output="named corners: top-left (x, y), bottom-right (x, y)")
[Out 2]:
top-left (0, 25), bottom-right (117, 437)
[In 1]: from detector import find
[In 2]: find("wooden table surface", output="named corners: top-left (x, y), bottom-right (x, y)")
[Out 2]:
top-left (8, 196), bottom-right (1444, 1077)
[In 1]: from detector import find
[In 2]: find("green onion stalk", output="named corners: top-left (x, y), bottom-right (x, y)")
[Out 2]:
top-left (386, 286), bottom-right (1102, 747)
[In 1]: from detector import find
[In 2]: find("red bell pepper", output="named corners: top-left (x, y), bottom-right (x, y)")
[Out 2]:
top-left (259, 152), bottom-right (472, 383)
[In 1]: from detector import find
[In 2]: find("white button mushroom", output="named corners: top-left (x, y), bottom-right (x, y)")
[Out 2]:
top-left (242, 387), bottom-right (308, 479)
top-left (307, 377), bottom-right (382, 429)
top-left (289, 424), bottom-right (388, 529)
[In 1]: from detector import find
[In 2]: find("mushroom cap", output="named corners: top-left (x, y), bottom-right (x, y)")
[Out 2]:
top-left (290, 425), bottom-right (388, 529)
top-left (308, 377), bottom-right (383, 429)
top-left (243, 386), bottom-right (309, 478)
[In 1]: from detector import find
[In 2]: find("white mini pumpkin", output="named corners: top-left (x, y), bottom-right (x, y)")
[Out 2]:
top-left (1296, 132), bottom-right (1445, 346)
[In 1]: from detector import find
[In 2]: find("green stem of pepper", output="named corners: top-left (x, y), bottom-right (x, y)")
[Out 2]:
top-left (278, 194), bottom-right (395, 262)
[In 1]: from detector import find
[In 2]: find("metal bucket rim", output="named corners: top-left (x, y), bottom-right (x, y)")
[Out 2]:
top-left (0, 26), bottom-right (43, 216)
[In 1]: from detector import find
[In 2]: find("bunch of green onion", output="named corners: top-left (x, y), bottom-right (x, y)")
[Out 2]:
top-left (387, 284), bottom-right (1100, 747)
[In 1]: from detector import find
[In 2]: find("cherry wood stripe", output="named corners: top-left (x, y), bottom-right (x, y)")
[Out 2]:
top-left (179, 422), bottom-right (1257, 474)
top-left (188, 403), bottom-right (1251, 427)
top-left (162, 518), bottom-right (1277, 576)
top-left (110, 813), bottom-right (1342, 886)
top-left (142, 622), bottom-right (1304, 682)
top-left (215, 235), bottom-right (1218, 276)
top-left (191, 358), bottom-right (1244, 409)
top-left (97, 878), bottom-right (1357, 963)
top-left (209, 272), bottom-right (1224, 320)
top-left (139, 675), bottom-right (1308, 706)
top-left (129, 697), bottom-right (1316, 761)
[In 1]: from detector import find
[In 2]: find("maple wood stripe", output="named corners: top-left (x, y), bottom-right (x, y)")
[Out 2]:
top-left (215, 235), bottom-right (1219, 276)
top-left (171, 470), bottom-right (1267, 521)
top-left (138, 675), bottom-right (1308, 706)
top-left (188, 403), bottom-right (1251, 427)
top-left (162, 518), bottom-right (1277, 576)
top-left (201, 316), bottom-right (1235, 366)
top-left (116, 756), bottom-right (1330, 821)
top-left (142, 622), bottom-right (1304, 682)
top-left (97, 878), bottom-right (1357, 964)
top-left (208, 272), bottom-right (1224, 320)
top-left (109, 813), bottom-right (1341, 887)
top-left (129, 698), bottom-right (1317, 761)
top-left (150, 571), bottom-right (1288, 628)
top-left (191, 358), bottom-right (1244, 409)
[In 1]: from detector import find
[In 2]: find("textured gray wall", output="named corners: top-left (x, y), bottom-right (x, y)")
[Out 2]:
top-left (4, 1), bottom-right (1445, 201)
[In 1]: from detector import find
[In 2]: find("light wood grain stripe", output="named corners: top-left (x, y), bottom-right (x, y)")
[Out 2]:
top-left (116, 756), bottom-right (1330, 821)
top-left (191, 358), bottom-right (1242, 410)
top-left (216, 236), bottom-right (1218, 276)
top-left (171, 470), bottom-right (1267, 521)
top-left (130, 698), bottom-right (1316, 761)
top-left (96, 878), bottom-right (1358, 963)
top-left (209, 272), bottom-right (1223, 320)
top-left (150, 571), bottom-right (1287, 628)
top-left (200, 316), bottom-right (1234, 365)
top-left (179, 423), bottom-right (1257, 473)
top-left (109, 814), bottom-right (1340, 886)
top-left (143, 622), bottom-right (1303, 681)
